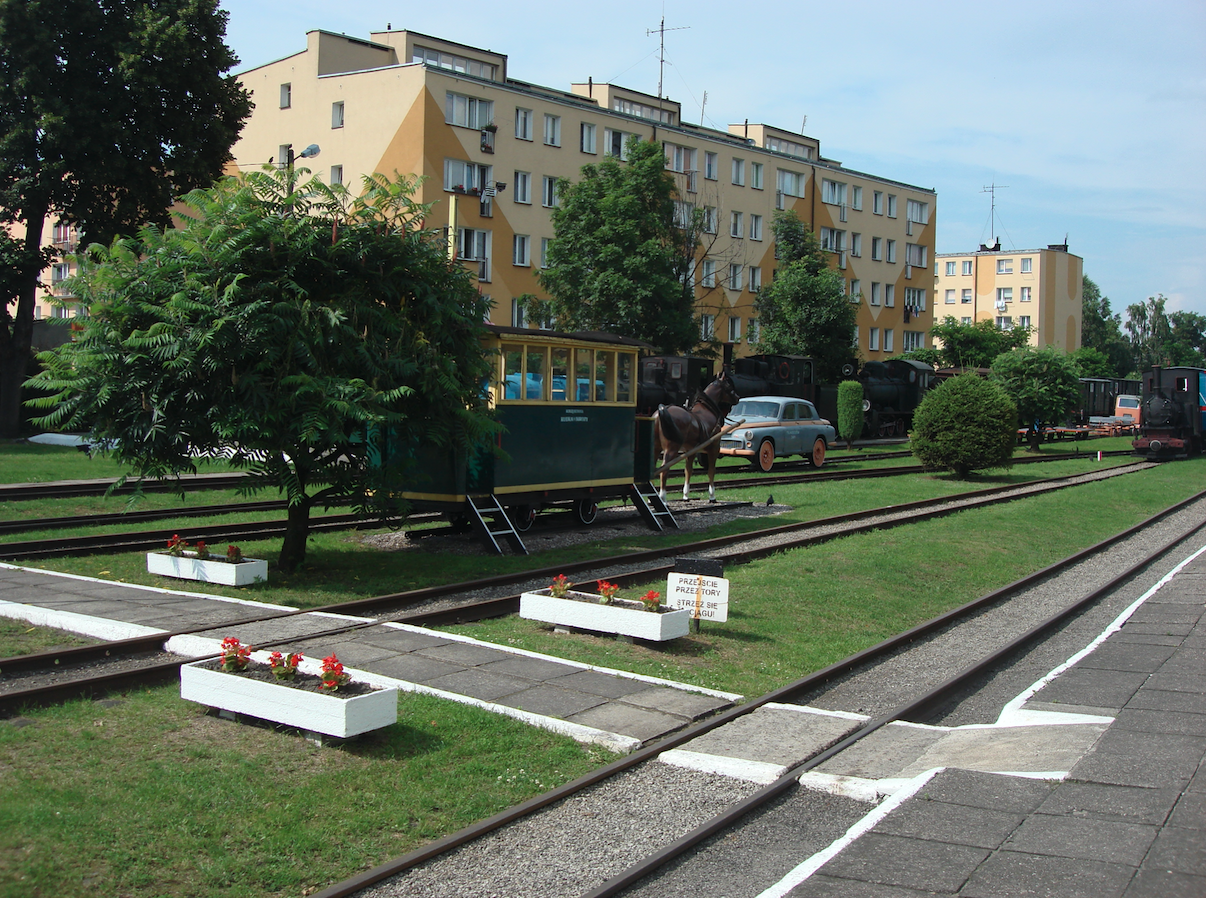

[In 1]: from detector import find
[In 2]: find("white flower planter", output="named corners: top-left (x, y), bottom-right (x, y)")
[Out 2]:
top-left (148, 552), bottom-right (268, 586)
top-left (180, 661), bottom-right (398, 739)
top-left (520, 590), bottom-right (690, 641)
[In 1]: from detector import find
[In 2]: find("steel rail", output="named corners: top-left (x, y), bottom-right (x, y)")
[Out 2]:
top-left (305, 484), bottom-right (1205, 898)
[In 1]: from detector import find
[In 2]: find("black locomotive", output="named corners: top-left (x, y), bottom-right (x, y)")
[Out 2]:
top-left (1132, 366), bottom-right (1205, 460)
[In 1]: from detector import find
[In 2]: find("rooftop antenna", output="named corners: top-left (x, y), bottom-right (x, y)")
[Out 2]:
top-left (646, 15), bottom-right (689, 99)
top-left (700, 90), bottom-right (707, 123)
top-left (982, 182), bottom-right (1009, 246)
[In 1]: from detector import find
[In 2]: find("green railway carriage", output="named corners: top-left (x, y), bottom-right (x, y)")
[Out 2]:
top-left (385, 326), bottom-right (657, 537)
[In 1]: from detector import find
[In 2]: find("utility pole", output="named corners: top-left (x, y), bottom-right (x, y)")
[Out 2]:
top-left (982, 182), bottom-right (1008, 246)
top-left (646, 16), bottom-right (689, 100)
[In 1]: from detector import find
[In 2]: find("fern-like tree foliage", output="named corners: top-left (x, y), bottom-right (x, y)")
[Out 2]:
top-left (26, 169), bottom-right (496, 573)
top-left (911, 373), bottom-right (1017, 478)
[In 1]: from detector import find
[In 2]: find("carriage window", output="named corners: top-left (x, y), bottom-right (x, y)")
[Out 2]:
top-left (1176, 377), bottom-right (1189, 392)
top-left (594, 351), bottom-right (614, 401)
top-left (525, 348), bottom-right (547, 400)
top-left (669, 361), bottom-right (683, 380)
top-left (575, 349), bottom-right (593, 401)
top-left (550, 348), bottom-right (569, 400)
top-left (501, 345), bottom-right (524, 400)
top-left (617, 353), bottom-right (633, 402)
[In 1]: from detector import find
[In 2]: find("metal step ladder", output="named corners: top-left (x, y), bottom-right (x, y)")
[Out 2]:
top-left (631, 482), bottom-right (679, 531)
top-left (466, 495), bottom-right (529, 555)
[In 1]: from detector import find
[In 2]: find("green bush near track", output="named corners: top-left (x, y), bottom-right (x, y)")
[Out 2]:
top-left (911, 373), bottom-right (1017, 477)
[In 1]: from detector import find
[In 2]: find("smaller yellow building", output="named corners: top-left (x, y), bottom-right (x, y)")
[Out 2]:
top-left (932, 242), bottom-right (1082, 352)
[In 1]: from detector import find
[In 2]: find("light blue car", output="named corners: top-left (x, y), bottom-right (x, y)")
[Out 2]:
top-left (721, 395), bottom-right (835, 471)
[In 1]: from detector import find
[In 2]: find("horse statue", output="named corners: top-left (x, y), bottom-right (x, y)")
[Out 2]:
top-left (653, 371), bottom-right (740, 503)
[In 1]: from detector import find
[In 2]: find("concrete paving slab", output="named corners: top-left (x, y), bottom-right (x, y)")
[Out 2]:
top-left (567, 702), bottom-right (689, 743)
top-left (1142, 824), bottom-right (1206, 874)
top-left (910, 768), bottom-right (1055, 814)
top-left (1032, 667), bottom-right (1150, 709)
top-left (547, 669), bottom-right (651, 699)
top-left (190, 615), bottom-right (347, 644)
top-left (272, 637), bottom-right (400, 667)
top-left (425, 668), bottom-right (531, 703)
top-left (620, 685), bottom-right (734, 720)
top-left (1126, 687), bottom-right (1206, 715)
top-left (496, 684), bottom-right (607, 718)
top-left (1002, 813), bottom-right (1157, 866)
top-left (354, 627), bottom-right (454, 653)
top-left (813, 723), bottom-right (943, 780)
top-left (1069, 729), bottom-right (1206, 788)
top-left (814, 831), bottom-right (989, 894)
top-left (415, 641), bottom-right (516, 667)
top-left (367, 653), bottom-right (465, 684)
top-left (1112, 631), bottom-right (1185, 646)
top-left (898, 723), bottom-right (1107, 778)
top-left (676, 707), bottom-right (860, 768)
top-left (785, 874), bottom-right (941, 897)
top-left (1168, 791), bottom-right (1206, 828)
top-left (1123, 867), bottom-right (1206, 898)
top-left (870, 798), bottom-right (1023, 850)
top-left (1120, 621), bottom-right (1195, 638)
top-left (959, 850), bottom-right (1135, 898)
top-left (1075, 642), bottom-right (1178, 672)
top-left (1113, 708), bottom-right (1206, 737)
top-left (480, 655), bottom-right (585, 681)
top-left (1035, 782), bottom-right (1183, 826)
top-left (1143, 670), bottom-right (1206, 694)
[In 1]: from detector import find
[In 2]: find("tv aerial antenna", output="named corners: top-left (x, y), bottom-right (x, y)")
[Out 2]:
top-left (982, 182), bottom-right (1009, 245)
top-left (647, 16), bottom-right (689, 99)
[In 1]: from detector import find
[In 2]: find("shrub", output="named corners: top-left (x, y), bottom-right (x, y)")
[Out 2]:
top-left (837, 380), bottom-right (865, 448)
top-left (911, 373), bottom-right (1016, 478)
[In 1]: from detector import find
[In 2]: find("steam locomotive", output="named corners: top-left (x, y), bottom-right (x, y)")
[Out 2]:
top-left (1132, 366), bottom-right (1205, 460)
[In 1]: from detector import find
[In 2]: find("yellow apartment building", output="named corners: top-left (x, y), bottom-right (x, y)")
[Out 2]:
top-left (932, 241), bottom-right (1083, 352)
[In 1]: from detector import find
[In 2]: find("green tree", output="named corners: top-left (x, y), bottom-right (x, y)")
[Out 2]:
top-left (0, 0), bottom-right (252, 438)
top-left (1167, 311), bottom-right (1206, 368)
top-left (1068, 346), bottom-right (1116, 378)
top-left (928, 316), bottom-right (1031, 369)
top-left (1125, 295), bottom-right (1173, 371)
top-left (754, 210), bottom-right (856, 383)
top-left (911, 373), bottom-right (1016, 478)
top-left (837, 380), bottom-right (865, 449)
top-left (1080, 276), bottom-right (1131, 376)
top-left (990, 347), bottom-right (1081, 450)
top-left (537, 138), bottom-right (698, 353)
top-left (27, 169), bottom-right (495, 573)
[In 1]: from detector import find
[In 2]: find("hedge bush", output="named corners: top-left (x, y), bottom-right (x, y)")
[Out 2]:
top-left (837, 380), bottom-right (865, 448)
top-left (911, 373), bottom-right (1016, 478)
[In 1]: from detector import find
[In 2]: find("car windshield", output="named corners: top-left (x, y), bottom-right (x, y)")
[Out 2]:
top-left (731, 400), bottom-right (781, 419)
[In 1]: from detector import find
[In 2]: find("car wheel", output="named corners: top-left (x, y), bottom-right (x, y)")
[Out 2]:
top-left (811, 438), bottom-right (826, 467)
top-left (757, 439), bottom-right (775, 473)
top-left (573, 498), bottom-right (598, 525)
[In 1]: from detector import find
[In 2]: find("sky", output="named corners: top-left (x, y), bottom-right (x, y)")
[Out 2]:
top-left (219, 0), bottom-right (1206, 319)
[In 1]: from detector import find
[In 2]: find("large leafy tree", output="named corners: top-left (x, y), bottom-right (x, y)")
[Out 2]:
top-left (1167, 311), bottom-right (1206, 368)
top-left (0, 0), bottom-right (252, 437)
top-left (1125, 295), bottom-right (1173, 371)
top-left (1080, 276), bottom-right (1131, 376)
top-left (754, 210), bottom-right (856, 383)
top-left (990, 346), bottom-right (1080, 450)
top-left (926, 316), bottom-right (1031, 369)
top-left (537, 138), bottom-right (698, 353)
top-left (27, 170), bottom-right (496, 573)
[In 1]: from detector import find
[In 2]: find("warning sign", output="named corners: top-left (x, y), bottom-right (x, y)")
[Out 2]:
top-left (666, 572), bottom-right (730, 622)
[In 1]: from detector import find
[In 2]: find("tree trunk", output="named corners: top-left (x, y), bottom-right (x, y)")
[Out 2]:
top-left (0, 206), bottom-right (46, 439)
top-left (278, 499), bottom-right (312, 574)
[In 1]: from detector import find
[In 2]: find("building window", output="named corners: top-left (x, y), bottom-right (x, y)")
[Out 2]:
top-left (961, 289), bottom-right (972, 303)
top-left (996, 316), bottom-right (1014, 329)
top-left (515, 108), bottom-right (533, 140)
top-left (945, 261), bottom-right (956, 276)
top-left (728, 263), bottom-right (743, 290)
top-left (821, 179), bottom-right (847, 206)
top-left (458, 228), bottom-right (490, 282)
top-left (541, 237), bottom-right (551, 268)
top-left (514, 171), bottom-right (531, 204)
top-left (997, 287), bottom-right (1013, 303)
top-left (776, 169), bottom-right (804, 209)
top-left (414, 45), bottom-right (498, 80)
top-left (870, 282), bottom-right (882, 306)
top-left (871, 237), bottom-right (882, 261)
top-left (329, 165), bottom-right (343, 185)
top-left (852, 327), bottom-right (859, 348)
top-left (850, 279), bottom-right (861, 301)
top-left (1020, 286), bottom-right (1032, 302)
top-left (513, 234), bottom-right (530, 266)
top-left (906, 199), bottom-right (929, 224)
top-left (904, 287), bottom-right (926, 311)
top-left (611, 96), bottom-right (674, 123)
top-left (1021, 257), bottom-right (1032, 273)
top-left (748, 318), bottom-right (760, 344)
top-left (883, 328), bottom-right (894, 352)
top-left (749, 266), bottom-right (762, 292)
top-left (728, 317), bottom-right (742, 343)
top-left (542, 176), bottom-right (559, 207)
top-left (279, 83), bottom-right (291, 108)
top-left (511, 298), bottom-right (527, 328)
top-left (945, 289), bottom-right (956, 304)
top-left (885, 284), bottom-right (895, 307)
top-left (997, 258), bottom-right (1013, 274)
top-left (820, 227), bottom-right (845, 252)
top-left (331, 101), bottom-right (344, 129)
top-left (906, 243), bottom-right (927, 268)
top-left (962, 260), bottom-right (973, 275)
top-left (665, 143), bottom-right (696, 175)
top-left (850, 233), bottom-right (862, 257)
top-left (869, 327), bottom-right (880, 351)
top-left (751, 162), bottom-right (763, 190)
top-left (730, 211), bottom-right (743, 238)
top-left (673, 201), bottom-right (692, 228)
top-left (444, 159), bottom-right (492, 193)
top-left (445, 92), bottom-right (493, 129)
top-left (903, 330), bottom-right (923, 351)
top-left (543, 113), bottom-right (561, 147)
top-left (1019, 315), bottom-right (1031, 329)
top-left (886, 239), bottom-right (896, 263)
top-left (581, 122), bottom-right (596, 154)
top-left (749, 214), bottom-right (763, 241)
top-left (703, 206), bottom-right (718, 234)
top-left (852, 186), bottom-right (863, 211)
top-left (961, 317), bottom-right (972, 325)
top-left (732, 158), bottom-right (745, 185)
top-left (604, 128), bottom-right (637, 160)
top-left (51, 262), bottom-right (69, 284)
top-left (701, 259), bottom-right (716, 287)
top-left (700, 314), bottom-right (715, 340)
top-left (886, 194), bottom-right (897, 218)
top-left (704, 151), bottom-right (718, 180)
top-left (873, 191), bottom-right (883, 215)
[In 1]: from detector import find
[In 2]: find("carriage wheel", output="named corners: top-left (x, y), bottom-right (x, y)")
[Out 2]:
top-left (508, 505), bottom-right (536, 532)
top-left (810, 438), bottom-right (826, 468)
top-left (757, 439), bottom-right (775, 473)
top-left (573, 498), bottom-right (598, 525)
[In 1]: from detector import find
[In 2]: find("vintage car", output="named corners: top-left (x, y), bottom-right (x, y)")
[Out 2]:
top-left (720, 395), bottom-right (836, 472)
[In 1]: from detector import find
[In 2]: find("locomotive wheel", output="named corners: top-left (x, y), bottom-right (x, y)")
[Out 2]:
top-left (810, 438), bottom-right (826, 467)
top-left (573, 498), bottom-right (598, 526)
top-left (508, 505), bottom-right (536, 532)
top-left (757, 439), bottom-right (775, 473)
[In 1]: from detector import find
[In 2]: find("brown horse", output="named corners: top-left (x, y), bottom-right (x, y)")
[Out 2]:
top-left (653, 371), bottom-right (740, 502)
